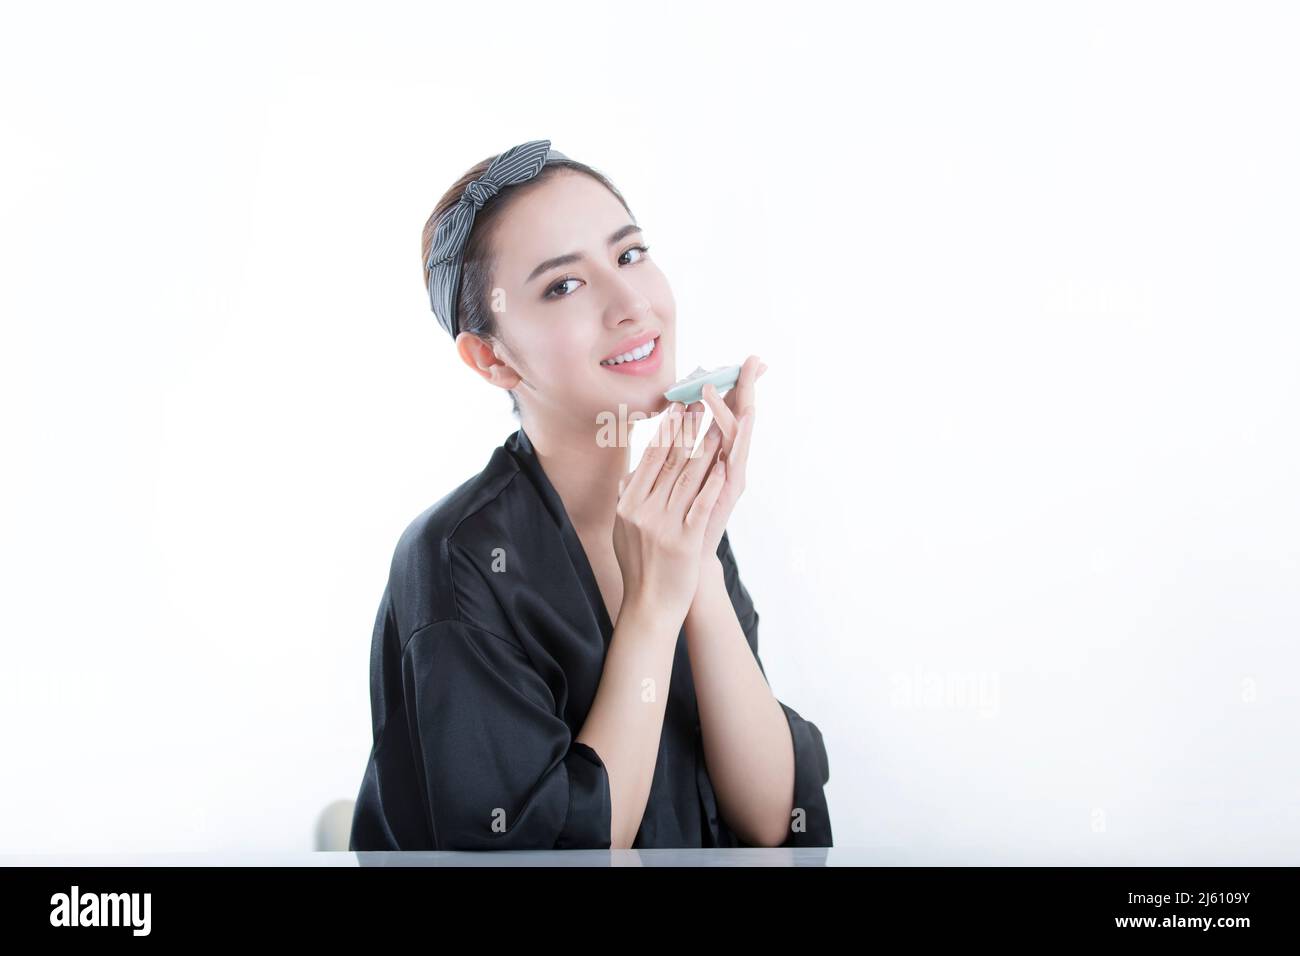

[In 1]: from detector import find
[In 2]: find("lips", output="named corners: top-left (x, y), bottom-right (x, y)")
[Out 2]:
top-left (600, 331), bottom-right (659, 364)
top-left (599, 333), bottom-right (663, 376)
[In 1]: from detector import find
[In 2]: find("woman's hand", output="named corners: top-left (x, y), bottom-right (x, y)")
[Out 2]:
top-left (613, 401), bottom-right (729, 629)
top-left (690, 355), bottom-right (767, 561)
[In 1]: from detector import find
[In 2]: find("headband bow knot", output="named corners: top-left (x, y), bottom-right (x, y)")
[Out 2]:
top-left (426, 138), bottom-right (568, 338)
top-left (461, 177), bottom-right (499, 208)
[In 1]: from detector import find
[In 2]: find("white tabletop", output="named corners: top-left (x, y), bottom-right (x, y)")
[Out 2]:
top-left (3, 847), bottom-right (900, 867)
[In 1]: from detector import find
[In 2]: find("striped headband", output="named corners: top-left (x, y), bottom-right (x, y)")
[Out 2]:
top-left (426, 138), bottom-right (569, 339)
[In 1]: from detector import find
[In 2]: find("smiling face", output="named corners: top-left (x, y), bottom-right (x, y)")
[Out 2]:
top-left (458, 170), bottom-right (676, 430)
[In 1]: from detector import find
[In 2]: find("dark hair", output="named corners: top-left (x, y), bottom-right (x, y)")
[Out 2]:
top-left (421, 155), bottom-right (635, 419)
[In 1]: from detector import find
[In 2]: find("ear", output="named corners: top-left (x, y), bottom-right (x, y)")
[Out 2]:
top-left (456, 331), bottom-right (522, 391)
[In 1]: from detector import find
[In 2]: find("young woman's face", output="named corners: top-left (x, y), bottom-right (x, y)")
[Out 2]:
top-left (484, 171), bottom-right (676, 426)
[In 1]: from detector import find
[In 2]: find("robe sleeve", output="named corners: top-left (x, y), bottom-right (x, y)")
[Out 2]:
top-left (402, 618), bottom-right (613, 850)
top-left (717, 530), bottom-right (834, 847)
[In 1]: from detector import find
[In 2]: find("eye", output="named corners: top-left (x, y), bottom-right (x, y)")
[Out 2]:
top-left (545, 277), bottom-right (581, 299)
top-left (619, 243), bottom-right (651, 265)
top-left (543, 245), bottom-right (651, 301)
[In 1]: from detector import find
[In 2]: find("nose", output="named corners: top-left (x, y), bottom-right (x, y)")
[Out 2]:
top-left (603, 275), bottom-right (653, 328)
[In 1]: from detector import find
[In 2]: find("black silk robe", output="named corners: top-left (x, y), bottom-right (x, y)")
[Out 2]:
top-left (348, 426), bottom-right (833, 851)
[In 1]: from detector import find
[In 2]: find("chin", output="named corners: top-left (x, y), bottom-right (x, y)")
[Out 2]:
top-left (588, 337), bottom-right (677, 418)
top-left (591, 371), bottom-right (673, 415)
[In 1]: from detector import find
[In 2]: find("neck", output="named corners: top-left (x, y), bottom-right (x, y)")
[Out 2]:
top-left (521, 411), bottom-right (630, 534)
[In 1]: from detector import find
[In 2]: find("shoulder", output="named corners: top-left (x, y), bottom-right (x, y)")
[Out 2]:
top-left (392, 444), bottom-right (521, 568)
top-left (385, 439), bottom-right (526, 637)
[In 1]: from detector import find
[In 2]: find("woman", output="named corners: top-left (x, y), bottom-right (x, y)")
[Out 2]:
top-left (348, 140), bottom-right (832, 851)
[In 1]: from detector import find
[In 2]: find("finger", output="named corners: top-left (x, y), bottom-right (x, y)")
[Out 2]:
top-left (695, 419), bottom-right (724, 464)
top-left (694, 415), bottom-right (726, 466)
top-left (727, 354), bottom-right (761, 421)
top-left (649, 401), bottom-right (696, 500)
top-left (700, 382), bottom-right (738, 445)
top-left (685, 457), bottom-right (726, 529)
top-left (684, 401), bottom-right (707, 455)
top-left (667, 430), bottom-right (721, 517)
top-left (721, 355), bottom-right (760, 418)
top-left (727, 411), bottom-right (756, 486)
top-left (623, 402), bottom-right (684, 503)
top-left (681, 422), bottom-right (725, 491)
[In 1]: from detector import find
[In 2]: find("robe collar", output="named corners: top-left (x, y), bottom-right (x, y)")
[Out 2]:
top-left (504, 426), bottom-right (616, 646)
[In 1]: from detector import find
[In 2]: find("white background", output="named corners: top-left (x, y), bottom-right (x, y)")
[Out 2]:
top-left (2, 0), bottom-right (1296, 862)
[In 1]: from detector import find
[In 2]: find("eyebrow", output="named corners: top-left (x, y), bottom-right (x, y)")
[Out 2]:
top-left (525, 224), bottom-right (644, 284)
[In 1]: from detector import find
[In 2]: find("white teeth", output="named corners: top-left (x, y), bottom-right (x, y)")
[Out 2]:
top-left (601, 337), bottom-right (657, 366)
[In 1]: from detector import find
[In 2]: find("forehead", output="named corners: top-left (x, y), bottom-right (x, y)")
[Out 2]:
top-left (489, 172), bottom-right (632, 280)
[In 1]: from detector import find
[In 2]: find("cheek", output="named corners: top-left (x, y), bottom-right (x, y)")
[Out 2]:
top-left (525, 324), bottom-right (594, 378)
top-left (645, 265), bottom-right (675, 319)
